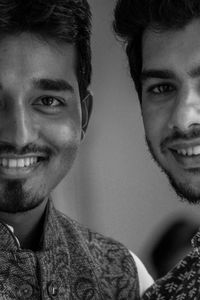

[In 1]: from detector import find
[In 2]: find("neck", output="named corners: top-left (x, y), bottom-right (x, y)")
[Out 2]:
top-left (0, 198), bottom-right (48, 250)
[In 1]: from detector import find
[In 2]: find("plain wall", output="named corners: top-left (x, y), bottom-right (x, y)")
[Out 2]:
top-left (52, 0), bottom-right (199, 274)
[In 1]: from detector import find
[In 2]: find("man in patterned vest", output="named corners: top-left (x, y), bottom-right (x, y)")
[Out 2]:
top-left (0, 0), bottom-right (154, 299)
top-left (114, 0), bottom-right (200, 299)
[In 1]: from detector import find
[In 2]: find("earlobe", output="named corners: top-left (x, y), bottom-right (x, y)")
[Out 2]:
top-left (81, 91), bottom-right (93, 140)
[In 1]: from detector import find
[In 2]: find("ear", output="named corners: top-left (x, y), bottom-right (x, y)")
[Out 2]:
top-left (81, 91), bottom-right (93, 140)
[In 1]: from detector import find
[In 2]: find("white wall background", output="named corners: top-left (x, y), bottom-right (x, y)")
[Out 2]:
top-left (52, 0), bottom-right (200, 276)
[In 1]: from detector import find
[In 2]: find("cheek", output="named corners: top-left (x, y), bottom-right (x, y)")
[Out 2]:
top-left (37, 121), bottom-right (81, 191)
top-left (142, 105), bottom-right (166, 146)
top-left (41, 118), bottom-right (82, 149)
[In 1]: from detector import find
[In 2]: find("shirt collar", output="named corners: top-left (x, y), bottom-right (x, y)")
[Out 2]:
top-left (0, 198), bottom-right (65, 251)
top-left (191, 230), bottom-right (200, 254)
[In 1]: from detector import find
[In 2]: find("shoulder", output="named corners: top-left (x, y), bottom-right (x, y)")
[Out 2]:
top-left (58, 210), bottom-right (137, 265)
top-left (56, 210), bottom-right (140, 296)
top-left (57, 209), bottom-right (130, 253)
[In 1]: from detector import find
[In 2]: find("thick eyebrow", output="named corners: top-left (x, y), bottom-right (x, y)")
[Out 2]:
top-left (141, 69), bottom-right (176, 82)
top-left (32, 78), bottom-right (74, 93)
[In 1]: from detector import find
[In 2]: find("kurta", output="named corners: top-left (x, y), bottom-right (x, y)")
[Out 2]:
top-left (0, 199), bottom-right (140, 299)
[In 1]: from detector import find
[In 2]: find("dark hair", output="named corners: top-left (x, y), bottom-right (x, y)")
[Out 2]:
top-left (0, 0), bottom-right (92, 100)
top-left (113, 0), bottom-right (200, 101)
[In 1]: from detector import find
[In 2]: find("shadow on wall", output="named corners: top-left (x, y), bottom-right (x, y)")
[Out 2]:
top-left (145, 215), bottom-right (199, 279)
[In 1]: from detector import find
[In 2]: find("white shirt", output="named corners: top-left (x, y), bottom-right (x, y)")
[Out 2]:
top-left (130, 251), bottom-right (154, 296)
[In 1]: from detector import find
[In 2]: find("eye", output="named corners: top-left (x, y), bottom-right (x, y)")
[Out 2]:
top-left (35, 96), bottom-right (63, 107)
top-left (32, 95), bottom-right (66, 114)
top-left (149, 83), bottom-right (175, 94)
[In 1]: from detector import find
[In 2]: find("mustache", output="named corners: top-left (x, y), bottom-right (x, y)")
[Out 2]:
top-left (161, 128), bottom-right (200, 151)
top-left (0, 142), bottom-right (53, 156)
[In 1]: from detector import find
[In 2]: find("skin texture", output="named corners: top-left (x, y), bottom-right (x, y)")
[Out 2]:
top-left (141, 19), bottom-right (200, 203)
top-left (0, 33), bottom-right (92, 248)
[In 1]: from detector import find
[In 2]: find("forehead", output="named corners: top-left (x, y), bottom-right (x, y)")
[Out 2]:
top-left (142, 19), bottom-right (200, 75)
top-left (0, 33), bottom-right (78, 90)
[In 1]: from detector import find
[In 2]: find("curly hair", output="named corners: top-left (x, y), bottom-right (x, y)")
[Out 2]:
top-left (113, 0), bottom-right (200, 101)
top-left (0, 0), bottom-right (92, 100)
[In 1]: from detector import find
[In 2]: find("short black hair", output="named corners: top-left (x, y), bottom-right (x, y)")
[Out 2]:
top-left (113, 0), bottom-right (200, 101)
top-left (0, 0), bottom-right (92, 100)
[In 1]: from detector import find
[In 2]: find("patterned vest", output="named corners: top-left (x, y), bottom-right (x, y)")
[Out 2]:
top-left (0, 200), bottom-right (140, 299)
top-left (142, 231), bottom-right (200, 300)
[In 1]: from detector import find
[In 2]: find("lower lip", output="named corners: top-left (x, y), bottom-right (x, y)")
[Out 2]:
top-left (0, 161), bottom-right (44, 179)
top-left (170, 149), bottom-right (200, 169)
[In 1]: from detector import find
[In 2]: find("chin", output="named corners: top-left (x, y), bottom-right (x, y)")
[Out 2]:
top-left (0, 179), bottom-right (45, 213)
top-left (164, 169), bottom-right (200, 205)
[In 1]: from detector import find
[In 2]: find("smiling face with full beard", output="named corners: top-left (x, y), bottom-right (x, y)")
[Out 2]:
top-left (0, 32), bottom-right (87, 213)
top-left (141, 19), bottom-right (200, 204)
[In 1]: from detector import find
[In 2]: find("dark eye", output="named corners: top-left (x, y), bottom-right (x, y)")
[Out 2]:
top-left (38, 96), bottom-right (61, 106)
top-left (150, 84), bottom-right (175, 94)
top-left (33, 96), bottom-right (66, 114)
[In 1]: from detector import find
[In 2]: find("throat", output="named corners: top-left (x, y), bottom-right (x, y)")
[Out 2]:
top-left (0, 198), bottom-right (48, 251)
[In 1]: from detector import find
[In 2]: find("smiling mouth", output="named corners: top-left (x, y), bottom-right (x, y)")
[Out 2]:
top-left (167, 145), bottom-right (200, 170)
top-left (0, 156), bottom-right (47, 169)
top-left (170, 145), bottom-right (200, 157)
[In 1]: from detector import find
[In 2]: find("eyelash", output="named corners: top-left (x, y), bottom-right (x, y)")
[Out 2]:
top-left (34, 96), bottom-right (64, 107)
top-left (148, 83), bottom-right (176, 95)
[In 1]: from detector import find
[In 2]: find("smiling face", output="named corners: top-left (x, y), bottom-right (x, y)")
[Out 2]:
top-left (0, 33), bottom-right (86, 212)
top-left (141, 19), bottom-right (200, 203)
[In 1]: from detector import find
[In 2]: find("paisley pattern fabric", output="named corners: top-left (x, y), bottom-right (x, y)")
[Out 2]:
top-left (142, 231), bottom-right (200, 300)
top-left (0, 199), bottom-right (140, 299)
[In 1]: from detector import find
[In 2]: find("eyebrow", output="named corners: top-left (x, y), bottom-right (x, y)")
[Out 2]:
top-left (141, 69), bottom-right (176, 82)
top-left (141, 65), bottom-right (200, 82)
top-left (32, 78), bottom-right (74, 93)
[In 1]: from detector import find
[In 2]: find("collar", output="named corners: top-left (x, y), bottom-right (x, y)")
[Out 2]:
top-left (191, 230), bottom-right (200, 255)
top-left (0, 199), bottom-right (66, 251)
top-left (39, 198), bottom-right (67, 250)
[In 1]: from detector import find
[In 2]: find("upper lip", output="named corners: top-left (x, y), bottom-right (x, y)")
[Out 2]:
top-left (0, 153), bottom-right (47, 159)
top-left (167, 140), bottom-right (200, 150)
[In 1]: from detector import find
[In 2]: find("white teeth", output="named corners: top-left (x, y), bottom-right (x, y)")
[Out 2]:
top-left (193, 146), bottom-right (200, 155)
top-left (9, 159), bottom-right (17, 168)
top-left (17, 159), bottom-right (25, 168)
top-left (181, 149), bottom-right (187, 155)
top-left (176, 146), bottom-right (200, 156)
top-left (25, 158), bottom-right (30, 167)
top-left (0, 157), bottom-right (38, 168)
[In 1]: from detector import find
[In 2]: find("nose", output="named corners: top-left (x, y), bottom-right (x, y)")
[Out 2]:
top-left (167, 88), bottom-right (200, 132)
top-left (0, 102), bottom-right (38, 148)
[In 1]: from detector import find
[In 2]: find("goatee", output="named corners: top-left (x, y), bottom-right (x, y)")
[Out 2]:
top-left (0, 179), bottom-right (44, 213)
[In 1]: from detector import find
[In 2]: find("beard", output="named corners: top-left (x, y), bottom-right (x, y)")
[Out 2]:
top-left (0, 140), bottom-right (79, 213)
top-left (0, 179), bottom-right (44, 213)
top-left (145, 135), bottom-right (200, 204)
